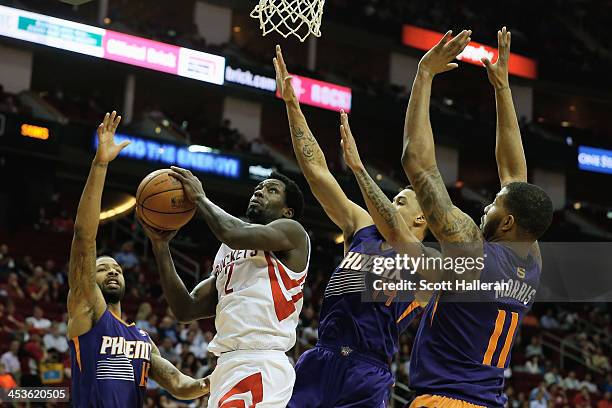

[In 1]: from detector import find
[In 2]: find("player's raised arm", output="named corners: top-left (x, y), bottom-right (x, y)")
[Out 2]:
top-left (149, 340), bottom-right (209, 400)
top-left (340, 111), bottom-right (443, 284)
top-left (401, 30), bottom-right (482, 249)
top-left (340, 112), bottom-right (417, 250)
top-left (170, 166), bottom-right (307, 253)
top-left (139, 221), bottom-right (218, 323)
top-left (274, 45), bottom-right (371, 242)
top-left (482, 27), bottom-right (543, 265)
top-left (67, 112), bottom-right (129, 339)
top-left (482, 27), bottom-right (528, 187)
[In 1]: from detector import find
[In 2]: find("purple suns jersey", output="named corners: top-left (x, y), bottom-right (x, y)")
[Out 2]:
top-left (409, 242), bottom-right (541, 407)
top-left (69, 309), bottom-right (153, 407)
top-left (317, 225), bottom-right (422, 363)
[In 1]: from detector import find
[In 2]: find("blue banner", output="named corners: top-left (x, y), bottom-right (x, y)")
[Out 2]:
top-left (94, 133), bottom-right (241, 179)
top-left (578, 146), bottom-right (612, 175)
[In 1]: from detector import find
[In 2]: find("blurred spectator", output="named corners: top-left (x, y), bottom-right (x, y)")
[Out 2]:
top-left (525, 336), bottom-right (544, 358)
top-left (158, 316), bottom-right (178, 343)
top-left (549, 384), bottom-right (568, 406)
top-left (599, 392), bottom-right (612, 408)
top-left (560, 309), bottom-right (579, 330)
top-left (530, 382), bottom-right (550, 403)
top-left (580, 373), bottom-right (599, 393)
top-left (158, 337), bottom-right (179, 365)
top-left (0, 362), bottom-right (17, 390)
top-left (564, 371), bottom-right (581, 390)
top-left (0, 340), bottom-right (21, 380)
top-left (529, 389), bottom-right (547, 408)
top-left (57, 312), bottom-right (68, 336)
top-left (196, 352), bottom-right (216, 378)
top-left (140, 314), bottom-right (159, 339)
top-left (590, 347), bottom-right (611, 372)
top-left (602, 373), bottom-right (612, 393)
top-left (544, 366), bottom-right (563, 386)
top-left (43, 323), bottom-right (69, 354)
top-left (0, 244), bottom-right (15, 275)
top-left (132, 271), bottom-right (151, 299)
top-left (176, 331), bottom-right (206, 359)
top-left (524, 356), bottom-right (543, 375)
top-left (114, 241), bottom-right (140, 270)
top-left (202, 331), bottom-right (213, 352)
top-left (179, 322), bottom-right (204, 345)
top-left (540, 309), bottom-right (560, 330)
top-left (573, 387), bottom-right (593, 408)
top-left (26, 305), bottom-right (52, 331)
top-left (2, 301), bottom-right (25, 331)
top-left (18, 256), bottom-right (35, 275)
top-left (178, 352), bottom-right (200, 377)
top-left (4, 273), bottom-right (25, 299)
top-left (135, 302), bottom-right (153, 328)
top-left (26, 266), bottom-right (50, 302)
top-left (20, 332), bottom-right (45, 387)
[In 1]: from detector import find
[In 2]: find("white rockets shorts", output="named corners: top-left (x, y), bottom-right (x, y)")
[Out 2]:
top-left (208, 350), bottom-right (295, 408)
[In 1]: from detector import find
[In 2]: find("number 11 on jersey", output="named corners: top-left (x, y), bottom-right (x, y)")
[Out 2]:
top-left (483, 309), bottom-right (519, 368)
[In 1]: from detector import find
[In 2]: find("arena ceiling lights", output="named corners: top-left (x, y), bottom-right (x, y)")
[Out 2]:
top-left (402, 25), bottom-right (538, 80)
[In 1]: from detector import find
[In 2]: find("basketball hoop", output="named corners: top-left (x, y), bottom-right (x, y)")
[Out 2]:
top-left (250, 0), bottom-right (326, 42)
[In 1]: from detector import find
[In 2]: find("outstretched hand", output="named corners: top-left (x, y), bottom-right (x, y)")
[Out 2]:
top-left (482, 26), bottom-right (511, 90)
top-left (418, 29), bottom-right (472, 77)
top-left (339, 110), bottom-right (364, 172)
top-left (273, 45), bottom-right (297, 103)
top-left (94, 111), bottom-right (129, 164)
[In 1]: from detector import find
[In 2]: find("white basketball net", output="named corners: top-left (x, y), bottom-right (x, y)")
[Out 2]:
top-left (250, 0), bottom-right (326, 42)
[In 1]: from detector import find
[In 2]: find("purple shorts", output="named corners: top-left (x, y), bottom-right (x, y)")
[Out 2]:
top-left (288, 344), bottom-right (394, 407)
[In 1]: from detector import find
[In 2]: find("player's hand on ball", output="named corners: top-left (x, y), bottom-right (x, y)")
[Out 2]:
top-left (137, 209), bottom-right (178, 244)
top-left (481, 26), bottom-right (511, 91)
top-left (169, 166), bottom-right (206, 203)
top-left (273, 45), bottom-right (297, 103)
top-left (418, 29), bottom-right (472, 77)
top-left (94, 111), bottom-right (129, 164)
top-left (339, 110), bottom-right (364, 172)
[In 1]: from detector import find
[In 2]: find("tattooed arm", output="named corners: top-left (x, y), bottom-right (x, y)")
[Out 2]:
top-left (274, 45), bottom-right (371, 245)
top-left (340, 112), bottom-right (443, 285)
top-left (340, 113), bottom-right (415, 248)
top-left (150, 341), bottom-right (209, 400)
top-left (401, 31), bottom-right (484, 282)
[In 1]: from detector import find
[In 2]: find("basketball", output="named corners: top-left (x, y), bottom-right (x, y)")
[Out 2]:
top-left (135, 169), bottom-right (196, 231)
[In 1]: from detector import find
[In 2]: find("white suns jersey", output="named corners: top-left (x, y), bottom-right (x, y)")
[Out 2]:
top-left (207, 238), bottom-right (310, 356)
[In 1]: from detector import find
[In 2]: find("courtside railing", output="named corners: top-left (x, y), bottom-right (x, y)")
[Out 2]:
top-left (111, 214), bottom-right (202, 284)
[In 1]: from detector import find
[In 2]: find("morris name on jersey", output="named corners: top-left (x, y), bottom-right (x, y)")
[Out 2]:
top-left (495, 277), bottom-right (537, 305)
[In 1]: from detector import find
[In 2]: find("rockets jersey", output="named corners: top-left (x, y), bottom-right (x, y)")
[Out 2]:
top-left (318, 225), bottom-right (422, 363)
top-left (69, 309), bottom-right (153, 407)
top-left (409, 242), bottom-right (541, 407)
top-left (207, 236), bottom-right (310, 355)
